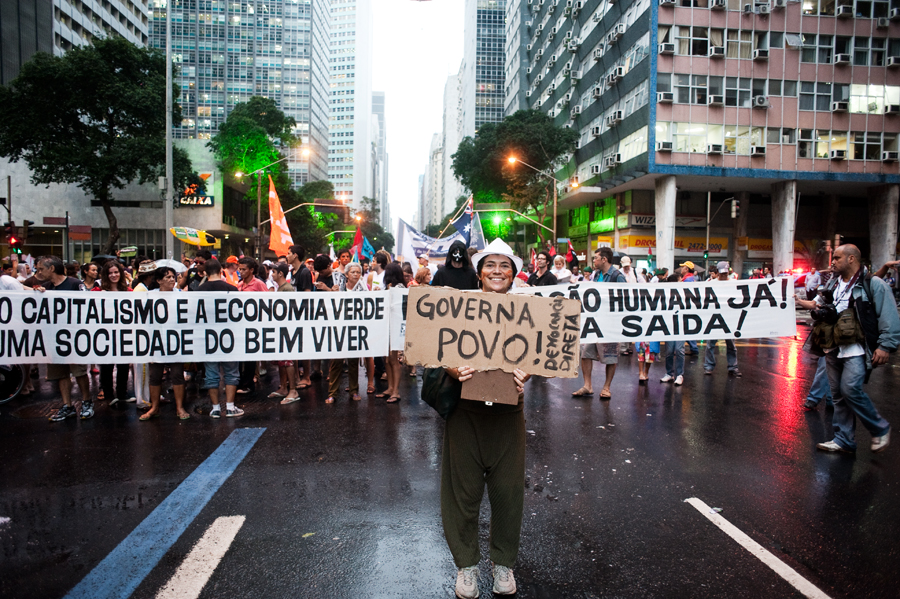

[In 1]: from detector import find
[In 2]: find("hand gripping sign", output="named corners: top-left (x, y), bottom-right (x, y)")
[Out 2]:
top-left (403, 287), bottom-right (581, 404)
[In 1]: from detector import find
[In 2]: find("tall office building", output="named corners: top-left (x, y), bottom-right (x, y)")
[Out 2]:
top-left (1, 0), bottom-right (149, 85)
top-left (424, 133), bottom-right (444, 226)
top-left (442, 73), bottom-right (462, 219)
top-left (504, 0), bottom-right (531, 116)
top-left (328, 0), bottom-right (374, 211)
top-left (511, 0), bottom-right (899, 274)
top-left (148, 0), bottom-right (331, 186)
top-left (459, 0), bottom-right (508, 140)
top-left (372, 91), bottom-right (390, 229)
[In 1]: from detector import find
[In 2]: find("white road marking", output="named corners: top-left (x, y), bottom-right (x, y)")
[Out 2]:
top-left (685, 498), bottom-right (831, 599)
top-left (155, 516), bottom-right (246, 599)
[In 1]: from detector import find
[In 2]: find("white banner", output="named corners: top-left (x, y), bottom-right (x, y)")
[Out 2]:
top-left (389, 278), bottom-right (796, 346)
top-left (0, 291), bottom-right (389, 364)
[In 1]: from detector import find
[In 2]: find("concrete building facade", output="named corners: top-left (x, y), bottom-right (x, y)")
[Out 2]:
top-left (1, 0), bottom-right (149, 85)
top-left (372, 91), bottom-right (390, 230)
top-left (327, 0), bottom-right (374, 211)
top-left (510, 0), bottom-right (899, 274)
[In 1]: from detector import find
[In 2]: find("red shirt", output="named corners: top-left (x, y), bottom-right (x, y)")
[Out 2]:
top-left (238, 277), bottom-right (269, 292)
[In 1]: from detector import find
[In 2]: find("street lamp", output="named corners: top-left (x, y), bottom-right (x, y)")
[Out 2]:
top-left (237, 147), bottom-right (311, 260)
top-left (507, 156), bottom-right (578, 251)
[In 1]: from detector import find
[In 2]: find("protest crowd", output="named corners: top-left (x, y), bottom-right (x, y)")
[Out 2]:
top-left (3, 236), bottom-right (899, 598)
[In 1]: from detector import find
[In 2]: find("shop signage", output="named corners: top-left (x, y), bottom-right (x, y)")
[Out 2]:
top-left (569, 224), bottom-right (589, 238)
top-left (179, 195), bottom-right (214, 207)
top-left (627, 214), bottom-right (707, 229)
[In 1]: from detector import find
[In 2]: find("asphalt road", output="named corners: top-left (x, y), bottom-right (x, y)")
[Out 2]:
top-left (2, 332), bottom-right (899, 598)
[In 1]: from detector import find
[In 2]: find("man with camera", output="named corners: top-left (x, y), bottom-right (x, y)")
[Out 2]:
top-left (797, 245), bottom-right (900, 454)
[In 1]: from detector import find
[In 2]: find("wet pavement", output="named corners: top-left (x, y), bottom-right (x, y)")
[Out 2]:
top-left (2, 330), bottom-right (900, 598)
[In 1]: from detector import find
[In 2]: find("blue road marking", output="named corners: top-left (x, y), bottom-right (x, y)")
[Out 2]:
top-left (64, 427), bottom-right (265, 599)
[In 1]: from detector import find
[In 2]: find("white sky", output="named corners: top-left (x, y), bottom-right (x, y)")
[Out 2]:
top-left (372, 0), bottom-right (464, 236)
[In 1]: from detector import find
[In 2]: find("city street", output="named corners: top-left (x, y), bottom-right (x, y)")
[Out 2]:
top-left (2, 333), bottom-right (899, 599)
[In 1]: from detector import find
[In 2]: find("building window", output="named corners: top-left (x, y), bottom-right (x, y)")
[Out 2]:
top-left (726, 30), bottom-right (752, 59)
top-left (852, 132), bottom-right (882, 159)
top-left (724, 126), bottom-right (764, 155)
top-left (675, 26), bottom-right (709, 57)
top-left (675, 74), bottom-right (708, 104)
top-left (799, 82), bottom-right (831, 110)
top-left (801, 34), bottom-right (833, 64)
top-left (725, 77), bottom-right (751, 107)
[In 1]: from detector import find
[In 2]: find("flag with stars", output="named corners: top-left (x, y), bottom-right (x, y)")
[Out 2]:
top-left (451, 198), bottom-right (474, 247)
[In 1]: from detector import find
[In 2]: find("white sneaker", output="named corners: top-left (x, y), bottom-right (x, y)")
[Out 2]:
top-left (872, 428), bottom-right (890, 453)
top-left (674, 375), bottom-right (683, 386)
top-left (659, 375), bottom-right (674, 383)
top-left (455, 566), bottom-right (479, 599)
top-left (816, 440), bottom-right (854, 453)
top-left (492, 563), bottom-right (516, 595)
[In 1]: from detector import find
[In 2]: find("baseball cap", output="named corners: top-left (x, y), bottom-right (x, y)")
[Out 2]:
top-left (226, 255), bottom-right (239, 264)
top-left (679, 260), bottom-right (695, 270)
top-left (620, 256), bottom-right (632, 266)
top-left (717, 261), bottom-right (730, 273)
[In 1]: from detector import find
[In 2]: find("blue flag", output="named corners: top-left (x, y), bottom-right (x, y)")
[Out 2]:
top-left (361, 235), bottom-right (376, 260)
top-left (451, 199), bottom-right (474, 247)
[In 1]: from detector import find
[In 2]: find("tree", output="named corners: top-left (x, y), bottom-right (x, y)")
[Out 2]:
top-left (208, 96), bottom-right (328, 256)
top-left (356, 196), bottom-right (394, 253)
top-left (207, 96), bottom-right (296, 178)
top-left (0, 37), bottom-right (197, 254)
top-left (451, 109), bottom-right (578, 244)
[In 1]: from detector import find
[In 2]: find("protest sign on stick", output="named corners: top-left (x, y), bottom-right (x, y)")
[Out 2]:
top-left (404, 287), bottom-right (581, 404)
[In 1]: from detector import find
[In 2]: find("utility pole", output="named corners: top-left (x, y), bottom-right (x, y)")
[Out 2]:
top-left (164, 0), bottom-right (174, 259)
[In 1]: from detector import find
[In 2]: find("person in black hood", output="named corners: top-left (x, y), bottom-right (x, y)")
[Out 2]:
top-left (431, 240), bottom-right (479, 290)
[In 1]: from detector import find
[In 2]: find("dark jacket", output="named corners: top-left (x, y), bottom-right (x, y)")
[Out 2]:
top-left (431, 240), bottom-right (479, 290)
top-left (803, 267), bottom-right (900, 370)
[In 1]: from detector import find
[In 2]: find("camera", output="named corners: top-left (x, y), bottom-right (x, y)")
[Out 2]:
top-left (810, 289), bottom-right (839, 324)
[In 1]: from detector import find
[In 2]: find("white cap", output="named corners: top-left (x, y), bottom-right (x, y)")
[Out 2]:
top-left (620, 256), bottom-right (632, 266)
top-left (471, 239), bottom-right (524, 273)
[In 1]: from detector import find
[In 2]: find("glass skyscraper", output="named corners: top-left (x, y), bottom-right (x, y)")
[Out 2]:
top-left (149, 0), bottom-right (330, 186)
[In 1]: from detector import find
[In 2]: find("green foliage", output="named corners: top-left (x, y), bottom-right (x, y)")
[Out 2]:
top-left (357, 196), bottom-right (394, 253)
top-left (451, 109), bottom-right (578, 242)
top-left (208, 96), bottom-right (296, 180)
top-left (0, 37), bottom-right (195, 254)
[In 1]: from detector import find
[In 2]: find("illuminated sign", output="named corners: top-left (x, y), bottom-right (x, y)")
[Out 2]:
top-left (179, 195), bottom-right (214, 207)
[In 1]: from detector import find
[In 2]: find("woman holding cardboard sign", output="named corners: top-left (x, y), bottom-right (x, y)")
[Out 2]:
top-left (438, 239), bottom-right (530, 598)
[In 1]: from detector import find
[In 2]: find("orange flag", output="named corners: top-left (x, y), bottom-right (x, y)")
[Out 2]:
top-left (268, 175), bottom-right (294, 256)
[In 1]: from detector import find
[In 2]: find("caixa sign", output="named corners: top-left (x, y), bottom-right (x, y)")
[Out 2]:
top-left (179, 195), bottom-right (214, 207)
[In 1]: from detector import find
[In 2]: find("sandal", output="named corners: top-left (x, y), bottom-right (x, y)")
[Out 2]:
top-left (386, 396), bottom-right (400, 403)
top-left (599, 389), bottom-right (612, 400)
top-left (325, 397), bottom-right (335, 404)
top-left (178, 413), bottom-right (191, 420)
top-left (571, 387), bottom-right (593, 397)
top-left (366, 385), bottom-right (376, 394)
top-left (374, 392), bottom-right (389, 398)
top-left (139, 411), bottom-right (159, 421)
top-left (267, 391), bottom-right (286, 399)
top-left (351, 393), bottom-right (361, 401)
top-left (280, 395), bottom-right (301, 405)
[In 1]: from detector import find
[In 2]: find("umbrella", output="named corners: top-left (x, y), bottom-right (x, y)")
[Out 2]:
top-left (92, 254), bottom-right (118, 262)
top-left (153, 259), bottom-right (187, 274)
top-left (170, 227), bottom-right (217, 246)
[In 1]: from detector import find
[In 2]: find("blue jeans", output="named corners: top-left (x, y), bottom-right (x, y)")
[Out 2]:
top-left (686, 340), bottom-right (699, 354)
top-left (665, 340), bottom-right (685, 377)
top-left (203, 361), bottom-right (240, 390)
top-left (824, 353), bottom-right (890, 451)
top-left (806, 356), bottom-right (833, 405)
top-left (704, 339), bottom-right (738, 372)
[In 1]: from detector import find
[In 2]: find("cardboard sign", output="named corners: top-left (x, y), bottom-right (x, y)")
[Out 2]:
top-left (404, 287), bottom-right (581, 378)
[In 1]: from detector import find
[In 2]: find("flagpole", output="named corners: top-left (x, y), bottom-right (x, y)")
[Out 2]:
top-left (433, 197), bottom-right (471, 242)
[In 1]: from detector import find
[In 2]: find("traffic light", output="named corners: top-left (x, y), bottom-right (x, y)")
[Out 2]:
top-left (703, 249), bottom-right (709, 260)
top-left (21, 219), bottom-right (33, 241)
top-left (731, 198), bottom-right (740, 219)
top-left (8, 235), bottom-right (21, 254)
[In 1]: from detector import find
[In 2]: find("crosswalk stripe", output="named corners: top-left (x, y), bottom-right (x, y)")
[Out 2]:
top-left (155, 516), bottom-right (246, 599)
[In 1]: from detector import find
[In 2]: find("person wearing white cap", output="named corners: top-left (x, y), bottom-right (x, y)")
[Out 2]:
top-left (620, 255), bottom-right (637, 284)
top-left (704, 261), bottom-right (741, 377)
top-left (425, 238), bottom-right (530, 598)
